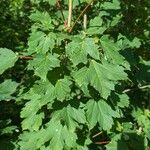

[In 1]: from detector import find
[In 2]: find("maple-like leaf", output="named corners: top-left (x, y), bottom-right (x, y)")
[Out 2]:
top-left (54, 78), bottom-right (72, 101)
top-left (72, 67), bottom-right (90, 96)
top-left (18, 121), bottom-right (77, 150)
top-left (66, 41), bottom-right (87, 66)
top-left (28, 31), bottom-right (55, 54)
top-left (21, 112), bottom-right (44, 131)
top-left (88, 60), bottom-right (128, 99)
top-left (28, 53), bottom-right (60, 80)
top-left (100, 35), bottom-right (128, 67)
top-left (52, 105), bottom-right (86, 130)
top-left (66, 38), bottom-right (100, 66)
top-left (82, 38), bottom-right (100, 60)
top-left (21, 81), bottom-right (55, 131)
top-left (86, 100), bottom-right (118, 130)
top-left (29, 11), bottom-right (53, 30)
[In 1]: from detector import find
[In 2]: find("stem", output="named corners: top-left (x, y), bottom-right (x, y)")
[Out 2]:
top-left (95, 141), bottom-right (110, 145)
top-left (92, 131), bottom-right (102, 138)
top-left (18, 56), bottom-right (33, 60)
top-left (83, 14), bottom-right (87, 30)
top-left (68, 0), bottom-right (73, 28)
top-left (69, 0), bottom-right (95, 33)
top-left (123, 85), bottom-right (150, 93)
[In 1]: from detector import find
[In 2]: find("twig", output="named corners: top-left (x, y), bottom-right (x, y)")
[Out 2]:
top-left (95, 141), bottom-right (110, 145)
top-left (68, 0), bottom-right (73, 28)
top-left (83, 14), bottom-right (87, 30)
top-left (18, 56), bottom-right (33, 60)
top-left (69, 0), bottom-right (95, 33)
top-left (92, 131), bottom-right (103, 138)
top-left (123, 85), bottom-right (150, 93)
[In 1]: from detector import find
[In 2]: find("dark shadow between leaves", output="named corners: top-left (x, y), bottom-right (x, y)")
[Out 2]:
top-left (117, 132), bottom-right (145, 150)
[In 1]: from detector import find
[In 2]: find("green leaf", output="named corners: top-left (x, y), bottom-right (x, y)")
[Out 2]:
top-left (21, 112), bottom-right (44, 131)
top-left (19, 121), bottom-right (77, 150)
top-left (21, 81), bottom-right (55, 131)
top-left (88, 60), bottom-right (128, 99)
top-left (52, 105), bottom-right (86, 130)
top-left (101, 0), bottom-right (121, 10)
top-left (29, 11), bottom-right (53, 30)
top-left (117, 94), bottom-right (130, 108)
top-left (86, 100), bottom-right (118, 130)
top-left (66, 38), bottom-right (100, 66)
top-left (86, 27), bottom-right (106, 35)
top-left (54, 78), bottom-right (72, 101)
top-left (0, 80), bottom-right (18, 101)
top-left (44, 0), bottom-right (56, 5)
top-left (89, 15), bottom-right (103, 27)
top-left (0, 48), bottom-right (17, 75)
top-left (28, 31), bottom-right (55, 54)
top-left (0, 125), bottom-right (18, 135)
top-left (62, 125), bottom-right (77, 147)
top-left (66, 41), bottom-right (87, 66)
top-left (105, 134), bottom-right (122, 150)
top-left (82, 38), bottom-right (100, 60)
top-left (72, 67), bottom-right (90, 96)
top-left (100, 35), bottom-right (128, 67)
top-left (28, 53), bottom-right (60, 80)
top-left (132, 109), bottom-right (150, 140)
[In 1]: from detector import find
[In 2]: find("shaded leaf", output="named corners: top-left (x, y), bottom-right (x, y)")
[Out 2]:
top-left (28, 53), bottom-right (60, 80)
top-left (0, 48), bottom-right (17, 75)
top-left (0, 80), bottom-right (18, 101)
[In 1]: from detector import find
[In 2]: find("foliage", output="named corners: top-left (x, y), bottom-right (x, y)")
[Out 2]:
top-left (0, 0), bottom-right (150, 149)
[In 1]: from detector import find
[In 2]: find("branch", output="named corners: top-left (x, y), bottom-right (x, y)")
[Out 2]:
top-left (83, 14), bottom-right (87, 30)
top-left (69, 0), bottom-right (95, 33)
top-left (68, 0), bottom-right (73, 28)
top-left (123, 85), bottom-right (150, 93)
top-left (18, 56), bottom-right (33, 60)
top-left (95, 141), bottom-right (110, 145)
top-left (92, 131), bottom-right (103, 138)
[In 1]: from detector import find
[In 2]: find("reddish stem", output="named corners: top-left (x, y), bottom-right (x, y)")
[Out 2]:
top-left (18, 56), bottom-right (33, 60)
top-left (56, 0), bottom-right (65, 21)
top-left (95, 141), bottom-right (110, 145)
